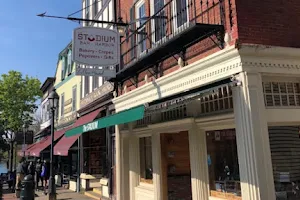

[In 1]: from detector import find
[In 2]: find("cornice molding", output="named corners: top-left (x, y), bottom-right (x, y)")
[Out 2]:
top-left (113, 46), bottom-right (242, 112)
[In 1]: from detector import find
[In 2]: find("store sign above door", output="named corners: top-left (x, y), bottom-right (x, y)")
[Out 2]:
top-left (72, 27), bottom-right (119, 77)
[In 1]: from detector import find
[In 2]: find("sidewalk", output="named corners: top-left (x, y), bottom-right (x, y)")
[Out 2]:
top-left (2, 188), bottom-right (93, 200)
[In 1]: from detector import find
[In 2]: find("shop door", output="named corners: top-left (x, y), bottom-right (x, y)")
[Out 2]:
top-left (161, 131), bottom-right (192, 200)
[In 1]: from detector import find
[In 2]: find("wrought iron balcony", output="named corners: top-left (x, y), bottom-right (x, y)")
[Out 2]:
top-left (114, 0), bottom-right (226, 82)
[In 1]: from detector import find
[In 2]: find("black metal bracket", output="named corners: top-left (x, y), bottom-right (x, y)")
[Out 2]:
top-left (208, 31), bottom-right (224, 50)
top-left (147, 68), bottom-right (156, 78)
top-left (134, 75), bottom-right (138, 88)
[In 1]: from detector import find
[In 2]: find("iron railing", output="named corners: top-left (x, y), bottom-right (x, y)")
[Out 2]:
top-left (119, 0), bottom-right (226, 71)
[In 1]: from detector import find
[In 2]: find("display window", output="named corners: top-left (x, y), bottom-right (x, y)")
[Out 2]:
top-left (206, 129), bottom-right (241, 200)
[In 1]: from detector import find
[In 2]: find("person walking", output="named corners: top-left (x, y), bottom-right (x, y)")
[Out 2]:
top-left (41, 160), bottom-right (50, 195)
top-left (15, 157), bottom-right (27, 197)
top-left (35, 159), bottom-right (43, 191)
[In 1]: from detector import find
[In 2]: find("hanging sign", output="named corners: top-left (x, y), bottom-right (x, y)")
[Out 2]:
top-left (72, 27), bottom-right (120, 66)
top-left (75, 65), bottom-right (116, 78)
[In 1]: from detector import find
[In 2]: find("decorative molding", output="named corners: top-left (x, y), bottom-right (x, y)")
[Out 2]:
top-left (65, 98), bottom-right (72, 106)
top-left (113, 46), bottom-right (241, 112)
top-left (80, 81), bottom-right (114, 108)
top-left (113, 44), bottom-right (300, 113)
top-left (56, 112), bottom-right (76, 127)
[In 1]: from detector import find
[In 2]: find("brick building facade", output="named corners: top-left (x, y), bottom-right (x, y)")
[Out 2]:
top-left (111, 0), bottom-right (300, 200)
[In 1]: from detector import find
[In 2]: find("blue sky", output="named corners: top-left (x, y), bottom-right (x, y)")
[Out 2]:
top-left (0, 1), bottom-right (81, 83)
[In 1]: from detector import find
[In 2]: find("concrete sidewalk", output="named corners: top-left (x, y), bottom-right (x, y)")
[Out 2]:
top-left (2, 188), bottom-right (93, 200)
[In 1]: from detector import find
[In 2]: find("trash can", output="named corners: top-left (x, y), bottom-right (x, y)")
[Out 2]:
top-left (20, 175), bottom-right (35, 200)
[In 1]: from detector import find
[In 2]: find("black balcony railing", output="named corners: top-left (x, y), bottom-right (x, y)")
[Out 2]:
top-left (114, 0), bottom-right (226, 82)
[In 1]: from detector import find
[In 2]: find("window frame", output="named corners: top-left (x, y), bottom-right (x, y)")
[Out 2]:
top-left (67, 50), bottom-right (72, 75)
top-left (61, 57), bottom-right (65, 80)
top-left (60, 93), bottom-right (65, 117)
top-left (72, 85), bottom-right (77, 112)
top-left (139, 136), bottom-right (153, 184)
top-left (150, 0), bottom-right (166, 45)
top-left (172, 0), bottom-right (189, 32)
top-left (135, 0), bottom-right (147, 56)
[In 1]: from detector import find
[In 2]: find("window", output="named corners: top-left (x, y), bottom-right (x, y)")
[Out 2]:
top-left (174, 0), bottom-right (188, 28)
top-left (92, 76), bottom-right (99, 90)
top-left (153, 0), bottom-right (165, 42)
top-left (269, 126), bottom-right (300, 200)
top-left (60, 93), bottom-right (65, 117)
top-left (129, 7), bottom-right (136, 59)
top-left (84, 76), bottom-right (90, 96)
top-left (86, 0), bottom-right (90, 25)
top-left (206, 129), bottom-right (241, 199)
top-left (93, 0), bottom-right (98, 18)
top-left (67, 50), bottom-right (72, 74)
top-left (136, 2), bottom-right (147, 54)
top-left (139, 137), bottom-right (153, 183)
top-left (72, 86), bottom-right (77, 111)
top-left (61, 57), bottom-right (65, 80)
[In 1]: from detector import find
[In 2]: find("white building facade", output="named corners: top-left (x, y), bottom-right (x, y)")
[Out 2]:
top-left (113, 45), bottom-right (300, 200)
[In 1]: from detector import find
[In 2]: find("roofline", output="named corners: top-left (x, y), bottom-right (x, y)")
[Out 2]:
top-left (40, 77), bottom-right (55, 92)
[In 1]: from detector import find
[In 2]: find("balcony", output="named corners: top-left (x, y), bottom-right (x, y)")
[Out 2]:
top-left (114, 0), bottom-right (225, 82)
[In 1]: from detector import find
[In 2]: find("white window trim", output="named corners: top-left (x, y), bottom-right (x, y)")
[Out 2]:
top-left (172, 0), bottom-right (189, 33)
top-left (136, 0), bottom-right (147, 56)
top-left (72, 86), bottom-right (77, 111)
top-left (150, 0), bottom-right (167, 48)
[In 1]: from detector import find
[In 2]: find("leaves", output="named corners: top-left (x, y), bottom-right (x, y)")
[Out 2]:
top-left (0, 70), bottom-right (42, 136)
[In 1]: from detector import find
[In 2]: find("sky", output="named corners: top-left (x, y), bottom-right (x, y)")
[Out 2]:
top-left (0, 1), bottom-right (81, 83)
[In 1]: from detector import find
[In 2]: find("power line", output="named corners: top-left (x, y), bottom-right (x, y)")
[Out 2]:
top-left (68, 0), bottom-right (101, 17)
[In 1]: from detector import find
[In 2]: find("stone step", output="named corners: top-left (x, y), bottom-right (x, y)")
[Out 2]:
top-left (84, 191), bottom-right (102, 200)
top-left (93, 187), bottom-right (102, 195)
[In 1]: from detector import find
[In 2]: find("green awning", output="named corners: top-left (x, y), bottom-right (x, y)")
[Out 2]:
top-left (65, 105), bottom-right (145, 137)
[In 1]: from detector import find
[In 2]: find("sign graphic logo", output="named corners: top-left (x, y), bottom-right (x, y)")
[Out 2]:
top-left (72, 27), bottom-right (120, 66)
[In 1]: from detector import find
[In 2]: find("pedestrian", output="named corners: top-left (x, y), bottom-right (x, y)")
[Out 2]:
top-left (41, 160), bottom-right (50, 195)
top-left (35, 159), bottom-right (43, 191)
top-left (15, 157), bottom-right (27, 196)
top-left (28, 161), bottom-right (35, 177)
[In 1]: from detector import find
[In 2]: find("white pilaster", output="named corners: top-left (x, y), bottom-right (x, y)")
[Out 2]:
top-left (188, 124), bottom-right (209, 200)
top-left (152, 133), bottom-right (163, 200)
top-left (129, 133), bottom-right (140, 200)
top-left (122, 135), bottom-right (130, 200)
top-left (115, 125), bottom-right (122, 200)
top-left (232, 72), bottom-right (275, 200)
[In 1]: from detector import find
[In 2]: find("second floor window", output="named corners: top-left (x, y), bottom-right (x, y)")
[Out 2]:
top-left (92, 76), bottom-right (99, 90)
top-left (153, 0), bottom-right (165, 42)
top-left (67, 50), bottom-right (72, 74)
top-left (86, 0), bottom-right (90, 25)
top-left (61, 93), bottom-right (65, 117)
top-left (61, 57), bottom-right (65, 80)
top-left (136, 2), bottom-right (147, 54)
top-left (93, 0), bottom-right (98, 18)
top-left (72, 86), bottom-right (77, 111)
top-left (84, 75), bottom-right (90, 96)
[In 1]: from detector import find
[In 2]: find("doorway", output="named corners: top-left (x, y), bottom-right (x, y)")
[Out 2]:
top-left (161, 131), bottom-right (192, 200)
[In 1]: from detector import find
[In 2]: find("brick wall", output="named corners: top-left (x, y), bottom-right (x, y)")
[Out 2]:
top-left (117, 0), bottom-right (239, 94)
top-left (236, 0), bottom-right (300, 47)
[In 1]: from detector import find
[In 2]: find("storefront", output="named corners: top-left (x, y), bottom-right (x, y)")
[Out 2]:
top-left (112, 45), bottom-right (300, 200)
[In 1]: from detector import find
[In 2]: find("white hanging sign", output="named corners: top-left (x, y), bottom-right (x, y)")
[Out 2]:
top-left (75, 65), bottom-right (116, 78)
top-left (72, 27), bottom-right (120, 66)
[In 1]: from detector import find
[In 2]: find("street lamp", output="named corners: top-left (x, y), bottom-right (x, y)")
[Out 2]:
top-left (22, 124), bottom-right (28, 157)
top-left (48, 88), bottom-right (59, 200)
top-left (2, 131), bottom-right (16, 172)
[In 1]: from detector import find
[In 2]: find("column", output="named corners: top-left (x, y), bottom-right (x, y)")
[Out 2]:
top-left (122, 135), bottom-right (130, 200)
top-left (232, 72), bottom-right (275, 200)
top-left (152, 133), bottom-right (163, 200)
top-left (115, 125), bottom-right (122, 200)
top-left (188, 124), bottom-right (209, 200)
top-left (129, 134), bottom-right (139, 200)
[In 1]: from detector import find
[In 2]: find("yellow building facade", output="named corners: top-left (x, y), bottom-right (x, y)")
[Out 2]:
top-left (54, 42), bottom-right (81, 129)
